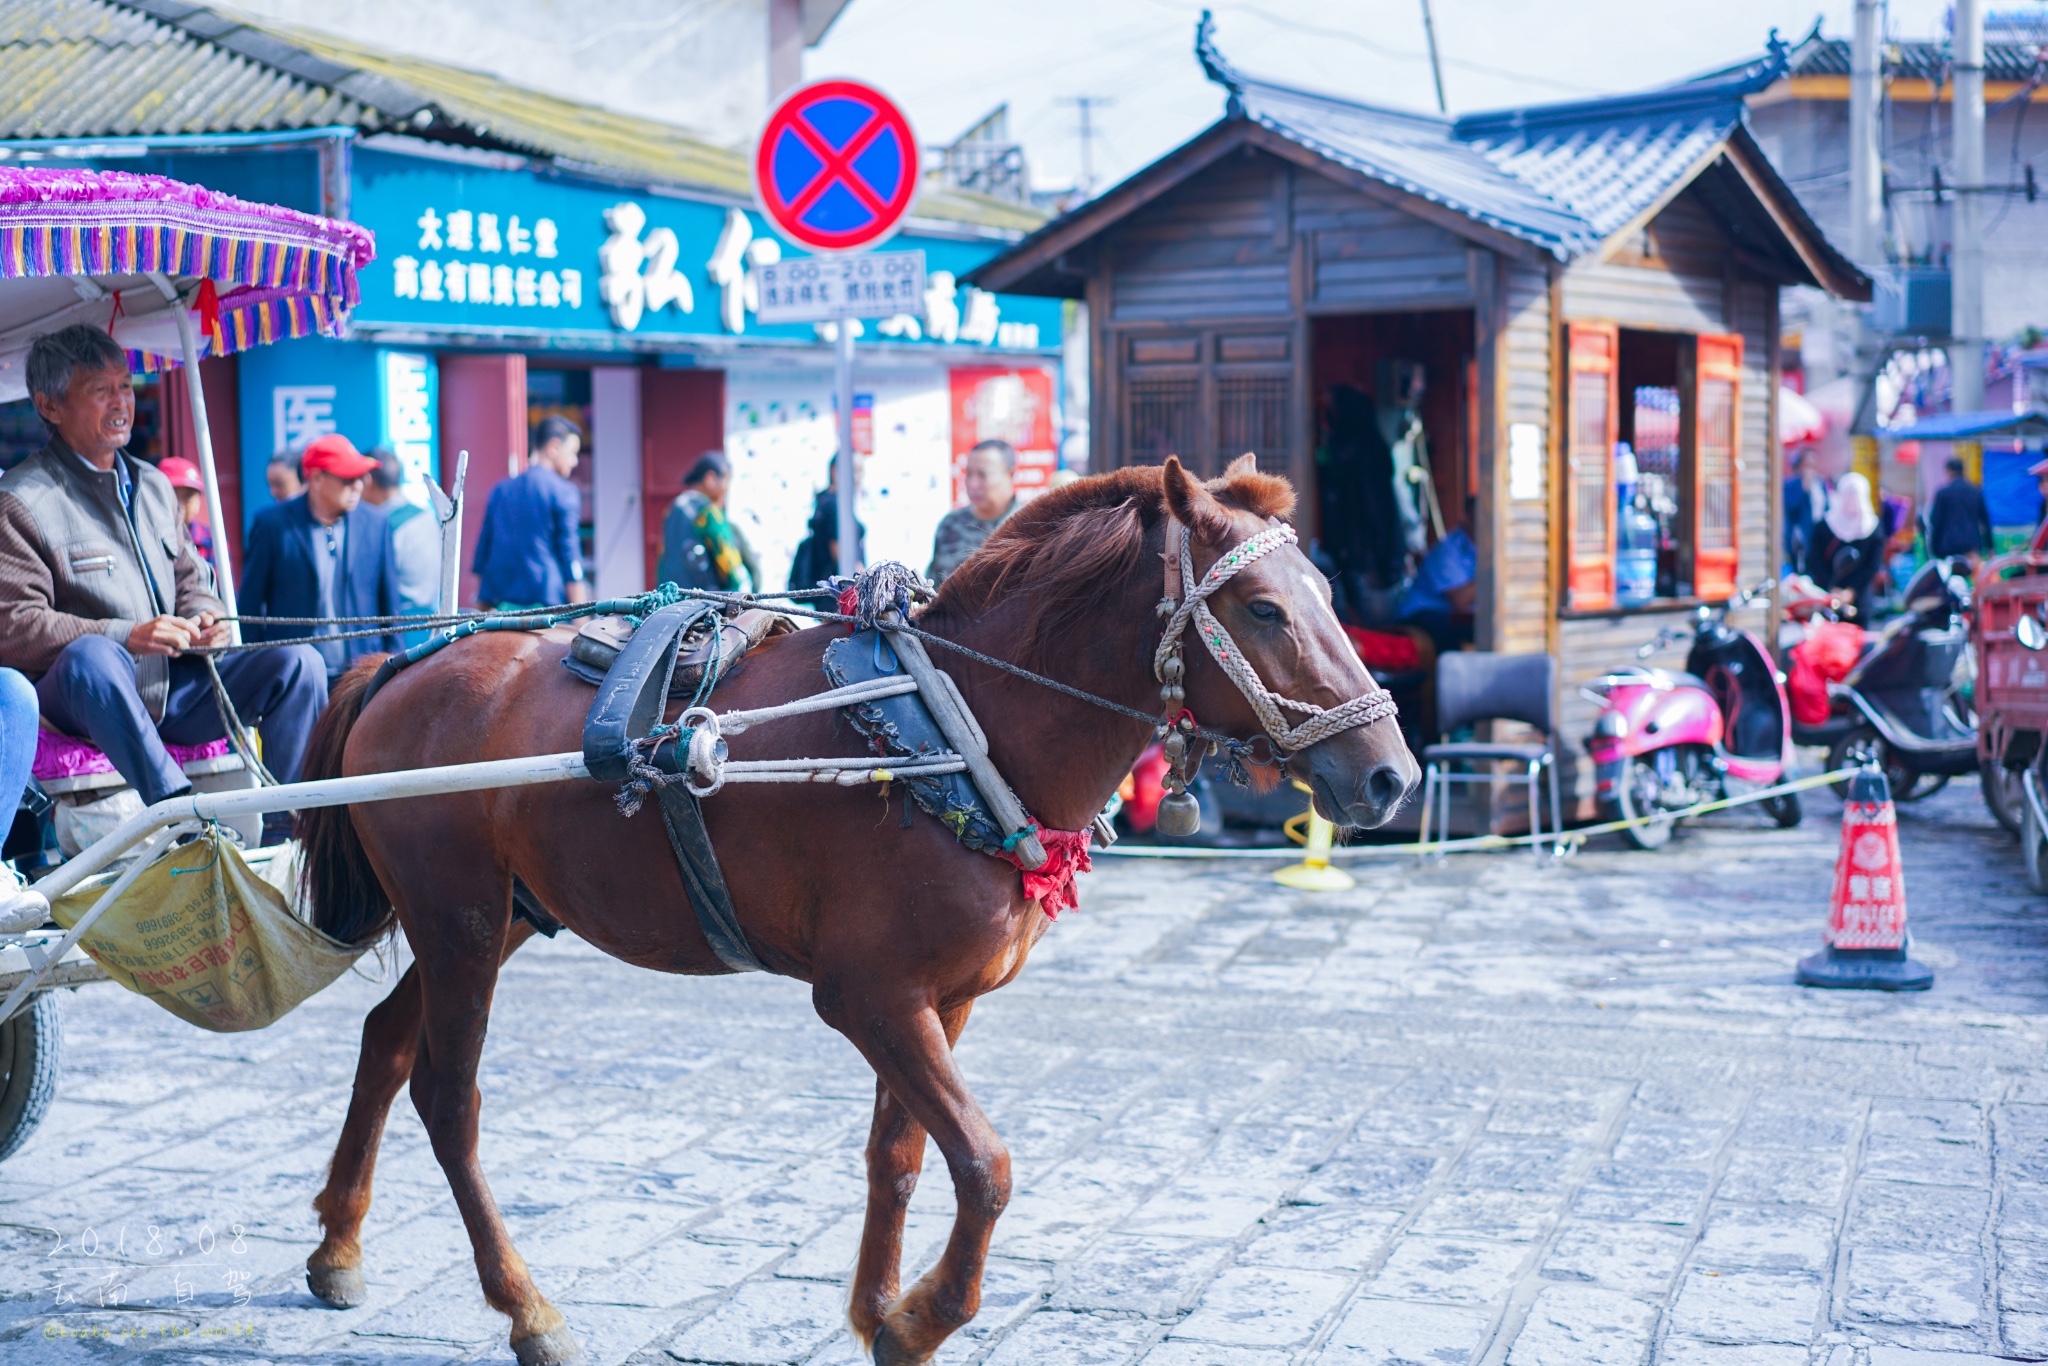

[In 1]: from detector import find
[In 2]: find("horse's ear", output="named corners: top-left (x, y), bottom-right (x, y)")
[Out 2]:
top-left (1222, 452), bottom-right (1257, 480)
top-left (1161, 456), bottom-right (1232, 538)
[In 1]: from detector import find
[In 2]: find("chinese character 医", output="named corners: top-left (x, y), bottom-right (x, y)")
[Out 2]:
top-left (392, 256), bottom-right (420, 299)
top-left (477, 213), bottom-right (502, 254)
top-left (507, 216), bottom-right (532, 255)
top-left (445, 210), bottom-right (474, 252)
top-left (534, 218), bottom-right (559, 258)
top-left (416, 208), bottom-right (444, 250)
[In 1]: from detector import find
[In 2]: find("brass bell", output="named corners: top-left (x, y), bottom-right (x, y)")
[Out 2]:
top-left (1156, 788), bottom-right (1203, 837)
top-left (1162, 731), bottom-right (1189, 768)
top-left (1160, 655), bottom-right (1184, 684)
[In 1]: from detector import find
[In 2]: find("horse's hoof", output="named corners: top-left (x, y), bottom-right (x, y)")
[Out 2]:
top-left (870, 1322), bottom-right (929, 1366)
top-left (305, 1262), bottom-right (367, 1309)
top-left (512, 1325), bottom-right (583, 1366)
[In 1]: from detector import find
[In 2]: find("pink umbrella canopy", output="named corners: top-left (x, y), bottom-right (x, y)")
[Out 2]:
top-left (0, 164), bottom-right (376, 401)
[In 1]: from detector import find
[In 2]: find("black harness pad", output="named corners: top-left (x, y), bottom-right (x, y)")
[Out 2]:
top-left (823, 628), bottom-right (1007, 856)
top-left (580, 599), bottom-right (762, 973)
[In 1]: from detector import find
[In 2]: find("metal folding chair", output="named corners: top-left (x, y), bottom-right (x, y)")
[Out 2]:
top-left (1416, 651), bottom-right (1561, 860)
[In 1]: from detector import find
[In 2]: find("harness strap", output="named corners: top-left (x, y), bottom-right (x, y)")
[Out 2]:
top-left (1155, 515), bottom-right (1399, 754)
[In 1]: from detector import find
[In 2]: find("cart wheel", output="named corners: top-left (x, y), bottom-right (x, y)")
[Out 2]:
top-left (2027, 787), bottom-right (2048, 895)
top-left (0, 991), bottom-right (61, 1164)
top-left (1983, 759), bottom-right (2025, 836)
top-left (1615, 756), bottom-right (1674, 850)
top-left (1762, 792), bottom-right (1803, 828)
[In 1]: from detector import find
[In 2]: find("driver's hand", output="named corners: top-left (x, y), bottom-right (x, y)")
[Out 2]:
top-left (127, 614), bottom-right (196, 657)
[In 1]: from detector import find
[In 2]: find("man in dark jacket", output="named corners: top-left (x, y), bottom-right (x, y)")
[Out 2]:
top-left (472, 415), bottom-right (587, 609)
top-left (0, 325), bottom-right (324, 822)
top-left (1927, 455), bottom-right (1993, 560)
top-left (239, 434), bottom-right (401, 682)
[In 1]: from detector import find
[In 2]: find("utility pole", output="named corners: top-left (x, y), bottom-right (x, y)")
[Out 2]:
top-left (1848, 0), bottom-right (1883, 264)
top-left (1952, 0), bottom-right (1987, 423)
top-left (1419, 0), bottom-right (1448, 114)
top-left (1060, 96), bottom-right (1112, 198)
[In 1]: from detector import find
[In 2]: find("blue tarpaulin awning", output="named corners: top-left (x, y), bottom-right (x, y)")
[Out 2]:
top-left (1881, 409), bottom-right (2048, 441)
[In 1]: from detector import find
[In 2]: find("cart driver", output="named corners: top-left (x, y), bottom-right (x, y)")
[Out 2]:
top-left (0, 324), bottom-right (325, 844)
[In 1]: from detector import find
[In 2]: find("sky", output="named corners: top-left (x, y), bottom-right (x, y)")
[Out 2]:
top-left (809, 0), bottom-right (1962, 196)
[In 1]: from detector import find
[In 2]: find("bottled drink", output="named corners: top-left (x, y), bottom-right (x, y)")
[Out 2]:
top-left (1616, 493), bottom-right (1660, 607)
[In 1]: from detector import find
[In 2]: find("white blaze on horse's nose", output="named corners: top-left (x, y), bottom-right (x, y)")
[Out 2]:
top-left (1300, 571), bottom-right (1340, 624)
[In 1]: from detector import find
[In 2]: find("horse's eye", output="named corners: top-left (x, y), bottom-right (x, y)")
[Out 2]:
top-left (1247, 600), bottom-right (1283, 623)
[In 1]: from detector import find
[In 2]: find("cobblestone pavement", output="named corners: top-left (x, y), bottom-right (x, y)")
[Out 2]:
top-left (4, 778), bottom-right (2048, 1366)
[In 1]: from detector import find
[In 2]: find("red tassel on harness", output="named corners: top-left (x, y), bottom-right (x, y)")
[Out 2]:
top-left (1002, 825), bottom-right (1094, 919)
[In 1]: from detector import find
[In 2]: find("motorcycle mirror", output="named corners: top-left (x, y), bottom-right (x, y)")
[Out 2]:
top-left (2019, 613), bottom-right (2048, 652)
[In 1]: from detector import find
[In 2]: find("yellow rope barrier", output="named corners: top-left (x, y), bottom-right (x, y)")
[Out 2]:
top-left (1104, 767), bottom-right (1858, 863)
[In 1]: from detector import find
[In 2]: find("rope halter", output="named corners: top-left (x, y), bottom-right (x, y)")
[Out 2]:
top-left (1153, 518), bottom-right (1399, 758)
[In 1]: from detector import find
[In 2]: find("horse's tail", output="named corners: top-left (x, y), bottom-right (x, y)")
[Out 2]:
top-left (298, 656), bottom-right (395, 946)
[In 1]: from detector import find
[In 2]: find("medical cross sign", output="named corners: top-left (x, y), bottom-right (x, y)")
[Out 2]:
top-left (754, 79), bottom-right (917, 254)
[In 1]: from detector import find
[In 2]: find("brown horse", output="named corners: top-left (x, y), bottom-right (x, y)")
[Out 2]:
top-left (297, 455), bottom-right (1418, 1365)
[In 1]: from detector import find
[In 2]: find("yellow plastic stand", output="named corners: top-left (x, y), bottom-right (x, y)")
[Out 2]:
top-left (1274, 807), bottom-right (1355, 891)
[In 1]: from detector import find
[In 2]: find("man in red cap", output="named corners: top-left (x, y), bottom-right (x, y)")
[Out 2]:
top-left (0, 324), bottom-right (325, 840)
top-left (239, 433), bottom-right (401, 684)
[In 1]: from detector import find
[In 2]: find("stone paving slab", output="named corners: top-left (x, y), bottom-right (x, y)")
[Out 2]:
top-left (3, 782), bottom-right (2048, 1365)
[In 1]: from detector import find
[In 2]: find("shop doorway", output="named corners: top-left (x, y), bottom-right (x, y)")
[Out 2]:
top-left (527, 367), bottom-right (594, 574)
top-left (1309, 310), bottom-right (1476, 626)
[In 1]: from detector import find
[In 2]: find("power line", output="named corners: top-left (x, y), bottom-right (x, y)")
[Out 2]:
top-left (1059, 95), bottom-right (1115, 196)
top-left (1418, 0), bottom-right (1448, 113)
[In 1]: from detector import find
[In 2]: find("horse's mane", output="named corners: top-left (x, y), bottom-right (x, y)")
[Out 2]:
top-left (923, 462), bottom-right (1296, 668)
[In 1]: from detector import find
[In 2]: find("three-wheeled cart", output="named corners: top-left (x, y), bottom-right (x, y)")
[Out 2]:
top-left (1972, 550), bottom-right (2048, 880)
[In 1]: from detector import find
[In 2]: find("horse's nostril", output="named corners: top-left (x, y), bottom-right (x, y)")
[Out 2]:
top-left (1364, 764), bottom-right (1407, 812)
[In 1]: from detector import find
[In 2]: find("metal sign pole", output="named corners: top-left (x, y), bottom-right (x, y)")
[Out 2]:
top-left (835, 317), bottom-right (858, 579)
top-left (147, 273), bottom-right (239, 644)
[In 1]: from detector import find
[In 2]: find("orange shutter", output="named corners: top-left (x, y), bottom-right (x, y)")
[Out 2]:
top-left (1566, 322), bottom-right (1619, 610)
top-left (1691, 333), bottom-right (1742, 602)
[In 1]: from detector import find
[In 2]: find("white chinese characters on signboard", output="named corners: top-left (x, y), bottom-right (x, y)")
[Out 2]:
top-left (383, 200), bottom-right (1041, 348)
top-left (755, 252), bottom-right (925, 324)
top-left (273, 385), bottom-right (336, 455)
top-left (392, 206), bottom-right (580, 314)
top-left (380, 352), bottom-right (436, 494)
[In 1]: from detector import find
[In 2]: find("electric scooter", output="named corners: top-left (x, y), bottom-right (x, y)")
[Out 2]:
top-left (1821, 557), bottom-right (1978, 800)
top-left (1584, 584), bottom-right (1801, 850)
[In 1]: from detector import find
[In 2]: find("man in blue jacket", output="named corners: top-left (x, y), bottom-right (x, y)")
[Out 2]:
top-left (472, 415), bottom-right (588, 609)
top-left (239, 434), bottom-right (401, 683)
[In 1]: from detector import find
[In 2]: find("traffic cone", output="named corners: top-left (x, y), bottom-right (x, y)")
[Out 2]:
top-left (1275, 803), bottom-right (1355, 891)
top-left (1794, 764), bottom-right (1933, 991)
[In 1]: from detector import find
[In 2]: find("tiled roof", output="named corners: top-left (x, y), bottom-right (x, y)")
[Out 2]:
top-left (1695, 25), bottom-right (2048, 86)
top-left (0, 0), bottom-right (1047, 234)
top-left (1201, 17), bottom-right (1786, 261)
top-left (0, 0), bottom-right (368, 138)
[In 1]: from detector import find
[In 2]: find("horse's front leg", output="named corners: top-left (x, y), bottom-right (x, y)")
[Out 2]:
top-left (847, 1003), bottom-right (972, 1348)
top-left (818, 991), bottom-right (1005, 1366)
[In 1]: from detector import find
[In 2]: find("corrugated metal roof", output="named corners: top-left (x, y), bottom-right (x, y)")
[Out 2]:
top-left (0, 0), bottom-right (1046, 234)
top-left (0, 0), bottom-right (368, 138)
top-left (1205, 23), bottom-right (1783, 260)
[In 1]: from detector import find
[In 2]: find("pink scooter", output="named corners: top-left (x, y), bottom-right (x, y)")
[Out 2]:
top-left (1583, 585), bottom-right (1802, 849)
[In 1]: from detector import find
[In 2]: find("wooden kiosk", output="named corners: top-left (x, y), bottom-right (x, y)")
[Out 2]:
top-left (969, 25), bottom-right (1870, 821)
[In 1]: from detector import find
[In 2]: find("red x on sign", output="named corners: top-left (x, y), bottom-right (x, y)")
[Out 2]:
top-left (755, 79), bottom-right (917, 253)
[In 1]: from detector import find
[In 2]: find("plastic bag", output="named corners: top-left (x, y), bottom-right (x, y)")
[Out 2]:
top-left (1787, 620), bottom-right (1866, 727)
top-left (50, 829), bottom-right (364, 1032)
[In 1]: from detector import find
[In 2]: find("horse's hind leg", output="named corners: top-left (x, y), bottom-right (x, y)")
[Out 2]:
top-left (308, 922), bottom-right (539, 1309)
top-left (847, 1003), bottom-right (972, 1348)
top-left (404, 881), bottom-right (578, 1366)
top-left (819, 994), bottom-right (1006, 1366)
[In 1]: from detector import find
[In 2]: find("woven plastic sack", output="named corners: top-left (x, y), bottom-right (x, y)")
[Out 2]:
top-left (50, 830), bottom-right (364, 1032)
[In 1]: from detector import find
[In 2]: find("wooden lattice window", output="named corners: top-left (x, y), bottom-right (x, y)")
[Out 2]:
top-left (1217, 375), bottom-right (1290, 471)
top-left (1127, 377), bottom-right (1200, 466)
top-left (1565, 322), bottom-right (1618, 610)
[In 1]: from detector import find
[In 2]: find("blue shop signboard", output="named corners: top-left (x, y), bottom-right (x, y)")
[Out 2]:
top-left (349, 148), bottom-right (1058, 350)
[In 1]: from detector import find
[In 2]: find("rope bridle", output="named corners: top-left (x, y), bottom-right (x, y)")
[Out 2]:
top-left (1153, 518), bottom-right (1399, 758)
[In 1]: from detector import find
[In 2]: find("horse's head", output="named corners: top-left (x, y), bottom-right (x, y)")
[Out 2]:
top-left (1162, 455), bottom-right (1419, 830)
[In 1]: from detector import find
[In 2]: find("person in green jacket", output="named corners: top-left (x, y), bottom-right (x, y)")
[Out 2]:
top-left (658, 451), bottom-right (754, 592)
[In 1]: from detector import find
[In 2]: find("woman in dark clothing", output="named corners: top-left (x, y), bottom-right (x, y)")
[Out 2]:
top-left (1806, 471), bottom-right (1885, 621)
